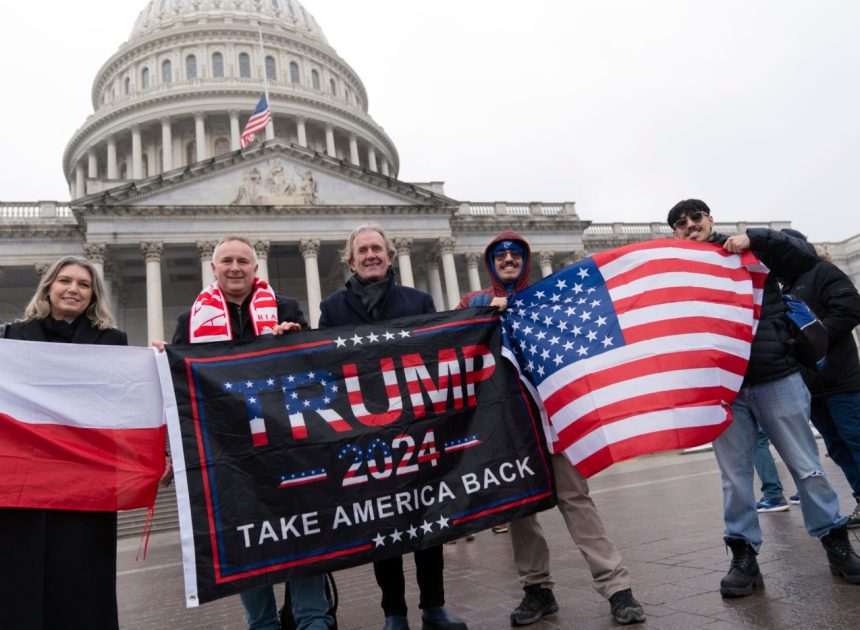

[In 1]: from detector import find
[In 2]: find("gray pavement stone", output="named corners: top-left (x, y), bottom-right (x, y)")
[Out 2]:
top-left (117, 449), bottom-right (860, 628)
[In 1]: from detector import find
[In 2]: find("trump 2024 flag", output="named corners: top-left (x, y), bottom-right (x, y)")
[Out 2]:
top-left (0, 339), bottom-right (166, 511)
top-left (501, 239), bottom-right (767, 477)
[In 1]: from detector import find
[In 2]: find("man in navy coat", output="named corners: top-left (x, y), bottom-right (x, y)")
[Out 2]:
top-left (319, 224), bottom-right (466, 630)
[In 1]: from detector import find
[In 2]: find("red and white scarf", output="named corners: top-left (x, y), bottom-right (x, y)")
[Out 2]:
top-left (189, 278), bottom-right (278, 343)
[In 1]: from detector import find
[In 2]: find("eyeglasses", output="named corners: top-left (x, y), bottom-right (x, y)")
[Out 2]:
top-left (493, 249), bottom-right (523, 262)
top-left (672, 210), bottom-right (708, 231)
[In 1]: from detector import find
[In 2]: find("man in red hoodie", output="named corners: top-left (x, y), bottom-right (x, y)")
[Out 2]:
top-left (459, 231), bottom-right (645, 627)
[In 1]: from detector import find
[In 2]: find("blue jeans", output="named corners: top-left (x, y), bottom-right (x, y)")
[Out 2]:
top-left (712, 372), bottom-right (847, 550)
top-left (240, 575), bottom-right (331, 630)
top-left (811, 392), bottom-right (860, 498)
top-left (754, 425), bottom-right (784, 500)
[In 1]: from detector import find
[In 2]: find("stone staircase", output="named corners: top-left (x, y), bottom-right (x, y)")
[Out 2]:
top-left (117, 483), bottom-right (180, 539)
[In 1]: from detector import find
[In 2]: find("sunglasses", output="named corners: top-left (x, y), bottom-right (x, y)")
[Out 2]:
top-left (493, 249), bottom-right (523, 262)
top-left (672, 210), bottom-right (708, 231)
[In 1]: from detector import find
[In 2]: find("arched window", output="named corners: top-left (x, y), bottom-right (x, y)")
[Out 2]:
top-left (186, 140), bottom-right (197, 165)
top-left (118, 161), bottom-right (127, 179)
top-left (289, 61), bottom-right (300, 83)
top-left (311, 69), bottom-right (320, 90)
top-left (186, 54), bottom-right (197, 79)
top-left (265, 55), bottom-right (276, 81)
top-left (212, 52), bottom-right (224, 78)
top-left (141, 67), bottom-right (150, 89)
top-left (214, 136), bottom-right (230, 155)
top-left (329, 78), bottom-right (336, 95)
top-left (162, 59), bottom-right (172, 83)
top-left (239, 52), bottom-right (251, 78)
top-left (124, 77), bottom-right (131, 95)
top-left (142, 153), bottom-right (149, 178)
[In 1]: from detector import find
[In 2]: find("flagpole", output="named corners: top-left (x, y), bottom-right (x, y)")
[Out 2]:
top-left (257, 25), bottom-right (272, 140)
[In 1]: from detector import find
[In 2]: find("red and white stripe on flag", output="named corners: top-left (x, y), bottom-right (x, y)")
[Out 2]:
top-left (240, 95), bottom-right (272, 149)
top-left (502, 239), bottom-right (768, 478)
top-left (0, 339), bottom-right (166, 511)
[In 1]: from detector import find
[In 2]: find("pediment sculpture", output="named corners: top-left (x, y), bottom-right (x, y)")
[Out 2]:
top-left (232, 159), bottom-right (321, 205)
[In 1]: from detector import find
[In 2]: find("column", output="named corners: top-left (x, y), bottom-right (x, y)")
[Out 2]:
top-left (254, 240), bottom-right (270, 282)
top-left (161, 118), bottom-right (173, 171)
top-left (265, 114), bottom-right (275, 142)
top-left (392, 237), bottom-right (414, 288)
top-left (146, 140), bottom-right (157, 177)
top-left (439, 237), bottom-right (460, 310)
top-left (426, 252), bottom-right (445, 312)
top-left (465, 252), bottom-right (482, 292)
top-left (87, 149), bottom-right (98, 179)
top-left (84, 243), bottom-right (106, 279)
top-left (296, 117), bottom-right (307, 148)
top-left (141, 242), bottom-right (165, 343)
top-left (325, 125), bottom-right (336, 157)
top-left (131, 126), bottom-right (143, 179)
top-left (300, 238), bottom-right (322, 327)
top-left (194, 112), bottom-right (207, 161)
top-left (367, 146), bottom-right (377, 172)
top-left (380, 159), bottom-right (389, 177)
top-left (197, 240), bottom-right (216, 287)
top-left (348, 134), bottom-right (359, 166)
top-left (103, 262), bottom-right (116, 311)
top-left (107, 136), bottom-right (118, 179)
top-left (75, 162), bottom-right (86, 199)
top-left (538, 251), bottom-right (554, 278)
top-left (229, 110), bottom-right (240, 150)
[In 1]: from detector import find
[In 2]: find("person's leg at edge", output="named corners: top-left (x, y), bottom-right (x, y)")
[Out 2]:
top-left (373, 555), bottom-right (408, 618)
top-left (753, 425), bottom-right (786, 503)
top-left (414, 545), bottom-right (444, 609)
top-left (754, 374), bottom-right (845, 538)
top-left (290, 574), bottom-right (333, 630)
top-left (239, 585), bottom-right (280, 630)
top-left (819, 393), bottom-right (860, 496)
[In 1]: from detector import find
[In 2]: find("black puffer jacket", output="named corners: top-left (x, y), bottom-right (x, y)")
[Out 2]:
top-left (782, 260), bottom-right (860, 396)
top-left (710, 228), bottom-right (819, 385)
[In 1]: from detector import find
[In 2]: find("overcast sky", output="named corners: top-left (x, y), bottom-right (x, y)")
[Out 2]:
top-left (2, 0), bottom-right (858, 242)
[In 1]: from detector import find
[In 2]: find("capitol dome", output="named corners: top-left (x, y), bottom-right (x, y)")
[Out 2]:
top-left (63, 0), bottom-right (398, 197)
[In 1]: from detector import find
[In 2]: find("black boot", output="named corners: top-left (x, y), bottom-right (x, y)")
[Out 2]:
top-left (720, 538), bottom-right (763, 597)
top-left (821, 525), bottom-right (860, 584)
top-left (509, 585), bottom-right (558, 626)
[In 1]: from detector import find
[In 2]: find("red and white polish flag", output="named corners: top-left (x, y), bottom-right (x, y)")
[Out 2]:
top-left (0, 338), bottom-right (166, 511)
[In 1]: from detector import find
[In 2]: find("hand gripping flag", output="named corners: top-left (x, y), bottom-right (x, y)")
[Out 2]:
top-left (240, 95), bottom-right (272, 149)
top-left (0, 339), bottom-right (166, 511)
top-left (500, 239), bottom-right (767, 478)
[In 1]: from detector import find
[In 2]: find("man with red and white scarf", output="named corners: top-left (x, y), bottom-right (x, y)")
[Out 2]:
top-left (459, 231), bottom-right (646, 627)
top-left (162, 235), bottom-right (331, 630)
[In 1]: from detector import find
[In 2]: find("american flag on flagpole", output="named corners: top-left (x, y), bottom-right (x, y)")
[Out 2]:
top-left (500, 239), bottom-right (768, 478)
top-left (240, 95), bottom-right (272, 148)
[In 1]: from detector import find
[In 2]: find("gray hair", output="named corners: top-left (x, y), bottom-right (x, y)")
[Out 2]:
top-left (340, 223), bottom-right (396, 266)
top-left (22, 256), bottom-right (116, 329)
top-left (212, 235), bottom-right (258, 264)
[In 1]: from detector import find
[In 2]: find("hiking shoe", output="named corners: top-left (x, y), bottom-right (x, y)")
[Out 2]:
top-left (756, 496), bottom-right (790, 513)
top-left (847, 498), bottom-right (860, 529)
top-left (608, 588), bottom-right (645, 625)
top-left (789, 494), bottom-right (801, 505)
top-left (510, 585), bottom-right (558, 626)
top-left (821, 525), bottom-right (860, 584)
top-left (721, 538), bottom-right (764, 597)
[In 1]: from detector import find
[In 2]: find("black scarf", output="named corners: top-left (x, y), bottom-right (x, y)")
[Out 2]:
top-left (40, 316), bottom-right (83, 343)
top-left (346, 269), bottom-right (393, 322)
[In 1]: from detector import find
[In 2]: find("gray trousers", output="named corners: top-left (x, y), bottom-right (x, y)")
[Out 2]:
top-left (509, 453), bottom-right (630, 599)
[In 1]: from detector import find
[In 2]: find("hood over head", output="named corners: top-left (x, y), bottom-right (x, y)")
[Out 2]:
top-left (483, 230), bottom-right (531, 295)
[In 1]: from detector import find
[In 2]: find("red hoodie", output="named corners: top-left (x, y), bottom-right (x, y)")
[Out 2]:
top-left (456, 230), bottom-right (532, 309)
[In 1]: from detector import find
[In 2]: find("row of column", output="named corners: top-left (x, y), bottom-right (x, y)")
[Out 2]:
top-left (78, 239), bottom-right (564, 343)
top-left (72, 114), bottom-right (391, 198)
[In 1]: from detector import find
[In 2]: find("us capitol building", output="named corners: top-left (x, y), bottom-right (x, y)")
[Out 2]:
top-left (2, 0), bottom-right (858, 346)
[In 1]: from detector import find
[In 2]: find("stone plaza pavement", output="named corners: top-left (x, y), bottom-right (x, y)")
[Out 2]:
top-left (117, 449), bottom-right (860, 629)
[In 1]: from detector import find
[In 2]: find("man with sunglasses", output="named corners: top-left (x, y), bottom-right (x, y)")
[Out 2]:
top-left (458, 231), bottom-right (646, 626)
top-left (668, 199), bottom-right (860, 596)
